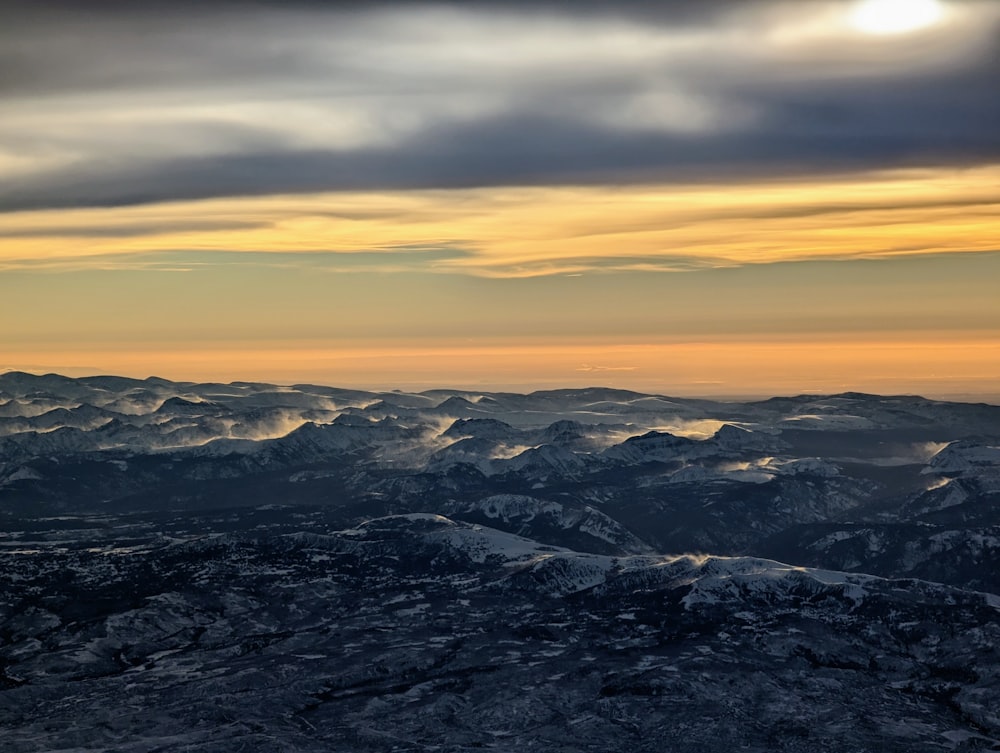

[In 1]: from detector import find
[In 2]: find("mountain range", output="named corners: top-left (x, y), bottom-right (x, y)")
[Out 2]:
top-left (2, 372), bottom-right (999, 751)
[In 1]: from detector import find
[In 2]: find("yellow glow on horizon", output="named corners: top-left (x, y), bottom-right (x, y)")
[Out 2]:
top-left (4, 165), bottom-right (998, 399)
top-left (1, 164), bottom-right (998, 276)
top-left (5, 334), bottom-right (999, 399)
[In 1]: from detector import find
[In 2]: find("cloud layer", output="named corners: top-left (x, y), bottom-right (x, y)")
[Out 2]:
top-left (2, 0), bottom-right (999, 210)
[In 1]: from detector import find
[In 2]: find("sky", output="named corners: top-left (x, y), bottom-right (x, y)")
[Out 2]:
top-left (2, 0), bottom-right (999, 398)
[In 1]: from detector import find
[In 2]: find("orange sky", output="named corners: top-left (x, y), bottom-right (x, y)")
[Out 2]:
top-left (3, 168), bottom-right (999, 398)
top-left (3, 166), bottom-right (999, 275)
top-left (4, 334), bottom-right (999, 400)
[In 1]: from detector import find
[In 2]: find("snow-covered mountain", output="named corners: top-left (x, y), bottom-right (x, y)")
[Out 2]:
top-left (3, 372), bottom-right (1000, 751)
top-left (3, 512), bottom-right (999, 751)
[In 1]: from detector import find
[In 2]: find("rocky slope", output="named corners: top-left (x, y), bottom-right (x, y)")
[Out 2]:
top-left (3, 372), bottom-right (1000, 750)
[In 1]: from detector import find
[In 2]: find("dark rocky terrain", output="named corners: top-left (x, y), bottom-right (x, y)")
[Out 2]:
top-left (2, 372), bottom-right (999, 751)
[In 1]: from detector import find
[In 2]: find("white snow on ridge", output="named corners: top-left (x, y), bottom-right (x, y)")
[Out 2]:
top-left (925, 442), bottom-right (1000, 474)
top-left (333, 515), bottom-right (897, 602)
top-left (668, 464), bottom-right (775, 484)
top-left (430, 524), bottom-right (569, 565)
top-left (678, 557), bottom-right (874, 609)
top-left (395, 513), bottom-right (456, 524)
top-left (767, 457), bottom-right (840, 477)
top-left (471, 495), bottom-right (563, 523)
top-left (429, 521), bottom-right (621, 594)
top-left (780, 414), bottom-right (875, 430)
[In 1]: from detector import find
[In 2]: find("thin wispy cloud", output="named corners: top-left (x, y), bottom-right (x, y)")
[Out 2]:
top-left (577, 365), bottom-right (639, 373)
top-left (0, 220), bottom-right (271, 240)
top-left (2, 167), bottom-right (996, 276)
top-left (0, 246), bottom-right (475, 274)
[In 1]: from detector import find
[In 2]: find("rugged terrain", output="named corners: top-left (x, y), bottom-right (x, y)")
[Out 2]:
top-left (2, 372), bottom-right (999, 750)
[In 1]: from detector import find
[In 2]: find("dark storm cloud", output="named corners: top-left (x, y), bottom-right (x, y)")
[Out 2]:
top-left (2, 0), bottom-right (998, 210)
top-left (4, 82), bottom-right (997, 212)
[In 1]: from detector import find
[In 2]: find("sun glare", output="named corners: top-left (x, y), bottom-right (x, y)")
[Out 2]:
top-left (850, 0), bottom-right (945, 35)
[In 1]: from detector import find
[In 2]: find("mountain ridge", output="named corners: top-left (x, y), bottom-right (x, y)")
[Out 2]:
top-left (3, 373), bottom-right (1000, 750)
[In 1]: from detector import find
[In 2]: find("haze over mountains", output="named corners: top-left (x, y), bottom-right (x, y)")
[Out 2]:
top-left (2, 372), bottom-right (999, 751)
